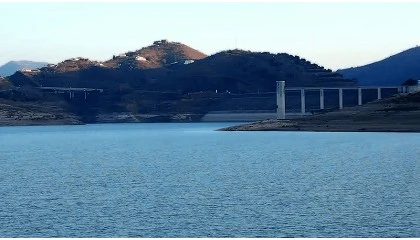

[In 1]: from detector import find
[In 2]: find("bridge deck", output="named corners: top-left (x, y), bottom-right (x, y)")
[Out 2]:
top-left (37, 87), bottom-right (104, 92)
top-left (285, 86), bottom-right (402, 91)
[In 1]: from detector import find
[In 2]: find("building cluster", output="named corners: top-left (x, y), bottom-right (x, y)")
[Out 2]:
top-left (65, 57), bottom-right (89, 62)
top-left (20, 69), bottom-right (41, 73)
top-left (153, 39), bottom-right (169, 45)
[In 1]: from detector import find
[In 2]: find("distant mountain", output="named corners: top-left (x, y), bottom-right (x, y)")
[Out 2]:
top-left (0, 60), bottom-right (48, 77)
top-left (337, 46), bottom-right (420, 86)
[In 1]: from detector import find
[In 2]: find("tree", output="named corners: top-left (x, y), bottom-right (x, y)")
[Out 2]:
top-left (402, 78), bottom-right (418, 86)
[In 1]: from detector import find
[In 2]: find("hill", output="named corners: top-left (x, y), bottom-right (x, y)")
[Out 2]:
top-left (0, 60), bottom-right (48, 77)
top-left (337, 46), bottom-right (420, 86)
top-left (2, 40), bottom-right (357, 121)
top-left (161, 49), bottom-right (354, 93)
top-left (7, 46), bottom-right (355, 93)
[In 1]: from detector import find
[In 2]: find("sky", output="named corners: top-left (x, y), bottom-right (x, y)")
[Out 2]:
top-left (0, 1), bottom-right (419, 70)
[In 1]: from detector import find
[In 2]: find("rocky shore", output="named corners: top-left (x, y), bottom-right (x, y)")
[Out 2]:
top-left (0, 100), bottom-right (82, 126)
top-left (95, 113), bottom-right (204, 123)
top-left (0, 99), bottom-right (205, 126)
top-left (220, 92), bottom-right (420, 132)
top-left (2, 91), bottom-right (420, 130)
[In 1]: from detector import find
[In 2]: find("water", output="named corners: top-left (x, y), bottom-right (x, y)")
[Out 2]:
top-left (0, 123), bottom-right (419, 237)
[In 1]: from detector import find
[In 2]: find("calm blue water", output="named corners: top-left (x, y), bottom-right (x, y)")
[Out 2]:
top-left (0, 123), bottom-right (419, 237)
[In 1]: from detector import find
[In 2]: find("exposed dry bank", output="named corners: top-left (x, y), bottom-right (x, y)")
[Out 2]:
top-left (220, 92), bottom-right (420, 132)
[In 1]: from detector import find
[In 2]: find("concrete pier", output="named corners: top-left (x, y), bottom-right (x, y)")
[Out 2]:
top-left (301, 89), bottom-right (306, 114)
top-left (377, 88), bottom-right (382, 99)
top-left (339, 88), bottom-right (343, 109)
top-left (320, 89), bottom-right (324, 110)
top-left (276, 81), bottom-right (286, 119)
top-left (358, 88), bottom-right (362, 105)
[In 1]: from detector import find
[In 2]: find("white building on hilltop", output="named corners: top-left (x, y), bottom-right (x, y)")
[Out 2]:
top-left (153, 39), bottom-right (169, 45)
top-left (21, 69), bottom-right (40, 73)
top-left (136, 56), bottom-right (147, 61)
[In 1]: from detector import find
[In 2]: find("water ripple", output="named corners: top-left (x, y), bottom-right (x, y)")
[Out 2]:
top-left (0, 123), bottom-right (419, 237)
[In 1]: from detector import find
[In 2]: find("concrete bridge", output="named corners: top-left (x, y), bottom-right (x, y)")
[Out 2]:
top-left (276, 81), bottom-right (410, 119)
top-left (37, 87), bottom-right (104, 99)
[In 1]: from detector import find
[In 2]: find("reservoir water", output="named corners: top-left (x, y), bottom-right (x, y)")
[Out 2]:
top-left (0, 123), bottom-right (419, 237)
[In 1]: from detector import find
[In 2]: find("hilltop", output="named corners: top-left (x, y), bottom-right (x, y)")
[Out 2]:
top-left (103, 39), bottom-right (207, 69)
top-left (337, 46), bottom-right (420, 86)
top-left (0, 60), bottom-right (48, 77)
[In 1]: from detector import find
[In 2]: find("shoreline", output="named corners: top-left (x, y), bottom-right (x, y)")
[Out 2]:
top-left (219, 92), bottom-right (420, 132)
top-left (2, 92), bottom-right (420, 132)
top-left (2, 117), bottom-right (420, 133)
top-left (218, 119), bottom-right (420, 133)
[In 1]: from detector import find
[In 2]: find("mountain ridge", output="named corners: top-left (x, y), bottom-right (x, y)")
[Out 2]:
top-left (336, 46), bottom-right (420, 86)
top-left (5, 43), bottom-right (356, 93)
top-left (3, 40), bottom-right (420, 125)
top-left (1, 40), bottom-right (356, 119)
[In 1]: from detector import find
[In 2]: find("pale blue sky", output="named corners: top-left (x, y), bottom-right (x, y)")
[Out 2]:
top-left (1, 2), bottom-right (419, 70)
